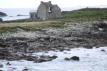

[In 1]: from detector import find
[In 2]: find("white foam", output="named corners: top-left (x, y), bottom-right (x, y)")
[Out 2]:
top-left (0, 47), bottom-right (107, 71)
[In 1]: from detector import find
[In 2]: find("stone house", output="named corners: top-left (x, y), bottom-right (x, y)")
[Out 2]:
top-left (30, 1), bottom-right (61, 20)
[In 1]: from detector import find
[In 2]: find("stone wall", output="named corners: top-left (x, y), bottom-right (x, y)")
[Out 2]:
top-left (29, 12), bottom-right (37, 20)
top-left (30, 1), bottom-right (61, 20)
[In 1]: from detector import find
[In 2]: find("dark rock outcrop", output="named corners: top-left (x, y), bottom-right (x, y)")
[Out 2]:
top-left (0, 48), bottom-right (10, 59)
top-left (7, 62), bottom-right (11, 65)
top-left (0, 18), bottom-right (3, 22)
top-left (0, 64), bottom-right (3, 68)
top-left (24, 55), bottom-right (57, 63)
top-left (101, 49), bottom-right (106, 52)
top-left (71, 56), bottom-right (80, 61)
top-left (64, 57), bottom-right (71, 61)
top-left (64, 56), bottom-right (80, 61)
top-left (22, 68), bottom-right (29, 71)
top-left (0, 12), bottom-right (7, 17)
top-left (0, 47), bottom-right (57, 63)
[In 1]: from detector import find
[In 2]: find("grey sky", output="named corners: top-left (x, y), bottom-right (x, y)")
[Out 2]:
top-left (0, 0), bottom-right (107, 8)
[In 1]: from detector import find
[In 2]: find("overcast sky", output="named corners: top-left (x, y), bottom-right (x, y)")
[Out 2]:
top-left (0, 0), bottom-right (107, 9)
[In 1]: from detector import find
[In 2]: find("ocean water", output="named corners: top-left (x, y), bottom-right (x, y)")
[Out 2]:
top-left (0, 8), bottom-right (36, 21)
top-left (0, 47), bottom-right (107, 71)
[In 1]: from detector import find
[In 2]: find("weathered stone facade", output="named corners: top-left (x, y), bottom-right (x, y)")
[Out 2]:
top-left (30, 1), bottom-right (61, 20)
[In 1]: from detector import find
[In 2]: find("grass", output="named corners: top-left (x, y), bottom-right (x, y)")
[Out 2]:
top-left (62, 8), bottom-right (107, 22)
top-left (0, 21), bottom-right (65, 33)
top-left (0, 8), bottom-right (107, 33)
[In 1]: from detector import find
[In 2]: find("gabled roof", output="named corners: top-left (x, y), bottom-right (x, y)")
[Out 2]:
top-left (41, 1), bottom-right (52, 8)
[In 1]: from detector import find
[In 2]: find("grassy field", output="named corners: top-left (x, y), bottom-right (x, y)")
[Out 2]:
top-left (0, 21), bottom-right (64, 33)
top-left (62, 8), bottom-right (107, 22)
top-left (0, 8), bottom-right (107, 33)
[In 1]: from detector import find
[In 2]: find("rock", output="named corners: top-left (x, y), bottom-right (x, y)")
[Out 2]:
top-left (25, 56), bottom-right (38, 61)
top-left (101, 49), bottom-right (106, 52)
top-left (71, 56), bottom-right (80, 61)
top-left (7, 62), bottom-right (11, 65)
top-left (36, 55), bottom-right (57, 63)
top-left (0, 18), bottom-right (3, 22)
top-left (0, 42), bottom-right (7, 47)
top-left (98, 22), bottom-right (107, 29)
top-left (0, 64), bottom-right (3, 68)
top-left (0, 48), bottom-right (10, 59)
top-left (64, 56), bottom-right (80, 61)
top-left (22, 68), bottom-right (28, 71)
top-left (24, 55), bottom-right (57, 63)
top-left (50, 55), bottom-right (57, 59)
top-left (64, 32), bottom-right (72, 37)
top-left (64, 58), bottom-right (71, 61)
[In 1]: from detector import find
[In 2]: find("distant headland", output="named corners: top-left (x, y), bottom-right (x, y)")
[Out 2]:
top-left (0, 12), bottom-right (7, 17)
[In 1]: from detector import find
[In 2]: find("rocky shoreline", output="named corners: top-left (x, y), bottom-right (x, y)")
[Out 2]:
top-left (0, 21), bottom-right (107, 62)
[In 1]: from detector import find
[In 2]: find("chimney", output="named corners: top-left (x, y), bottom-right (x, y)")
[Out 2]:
top-left (41, 1), bottom-right (44, 4)
top-left (49, 1), bottom-right (51, 4)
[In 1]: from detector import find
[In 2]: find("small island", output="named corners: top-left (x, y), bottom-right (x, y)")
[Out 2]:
top-left (0, 12), bottom-right (7, 17)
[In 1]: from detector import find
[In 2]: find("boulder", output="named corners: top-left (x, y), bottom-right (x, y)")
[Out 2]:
top-left (0, 64), bottom-right (3, 68)
top-left (64, 57), bottom-right (71, 61)
top-left (22, 68), bottom-right (29, 71)
top-left (7, 62), bottom-right (11, 65)
top-left (71, 56), bottom-right (80, 61)
top-left (64, 56), bottom-right (80, 61)
top-left (101, 49), bottom-right (106, 52)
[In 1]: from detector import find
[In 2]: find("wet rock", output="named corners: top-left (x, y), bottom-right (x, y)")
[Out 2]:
top-left (59, 48), bottom-right (64, 52)
top-left (98, 22), bottom-right (107, 29)
top-left (0, 42), bottom-right (7, 47)
top-left (6, 37), bottom-right (28, 41)
top-left (12, 42), bottom-right (28, 53)
top-left (0, 64), bottom-right (3, 68)
top-left (36, 55), bottom-right (57, 63)
top-left (64, 32), bottom-right (72, 37)
top-left (24, 55), bottom-right (57, 63)
top-left (0, 48), bottom-right (10, 59)
top-left (64, 56), bottom-right (80, 61)
top-left (7, 62), bottom-right (11, 65)
top-left (22, 68), bottom-right (29, 71)
top-left (64, 58), bottom-right (71, 61)
top-left (101, 49), bottom-right (106, 52)
top-left (71, 56), bottom-right (80, 61)
top-left (24, 56), bottom-right (38, 61)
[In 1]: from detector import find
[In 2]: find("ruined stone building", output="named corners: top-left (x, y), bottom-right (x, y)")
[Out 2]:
top-left (30, 1), bottom-right (61, 20)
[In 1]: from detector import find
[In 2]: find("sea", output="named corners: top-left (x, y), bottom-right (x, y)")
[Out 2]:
top-left (0, 8), bottom-right (36, 21)
top-left (0, 47), bottom-right (107, 71)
